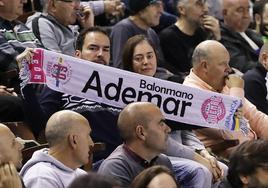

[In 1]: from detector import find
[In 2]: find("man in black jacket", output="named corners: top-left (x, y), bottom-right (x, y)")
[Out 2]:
top-left (220, 0), bottom-right (263, 73)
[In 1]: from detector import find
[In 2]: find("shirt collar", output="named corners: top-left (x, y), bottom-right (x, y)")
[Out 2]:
top-left (188, 69), bottom-right (217, 92)
top-left (123, 144), bottom-right (158, 168)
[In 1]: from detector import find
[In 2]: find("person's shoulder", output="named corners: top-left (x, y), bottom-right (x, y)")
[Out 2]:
top-left (243, 65), bottom-right (266, 82)
top-left (160, 24), bottom-right (177, 35)
top-left (113, 18), bottom-right (131, 28)
top-left (22, 161), bottom-right (59, 179)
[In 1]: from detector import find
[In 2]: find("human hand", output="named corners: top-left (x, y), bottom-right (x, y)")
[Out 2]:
top-left (202, 15), bottom-right (221, 41)
top-left (77, 5), bottom-right (94, 29)
top-left (104, 0), bottom-right (125, 16)
top-left (194, 151), bottom-right (223, 183)
top-left (205, 155), bottom-right (224, 182)
top-left (0, 86), bottom-right (17, 97)
top-left (16, 48), bottom-right (35, 70)
top-left (225, 74), bottom-right (244, 89)
top-left (0, 163), bottom-right (22, 188)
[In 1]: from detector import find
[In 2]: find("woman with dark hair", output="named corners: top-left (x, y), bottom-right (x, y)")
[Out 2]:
top-left (130, 165), bottom-right (178, 188)
top-left (68, 172), bottom-right (119, 188)
top-left (122, 34), bottom-right (157, 77)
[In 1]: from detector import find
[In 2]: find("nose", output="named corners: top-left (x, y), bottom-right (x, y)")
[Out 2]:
top-left (226, 64), bottom-right (232, 73)
top-left (164, 124), bottom-right (171, 133)
top-left (17, 141), bottom-right (24, 150)
top-left (143, 57), bottom-right (149, 65)
top-left (97, 48), bottom-right (104, 57)
top-left (88, 136), bottom-right (94, 148)
top-left (203, 3), bottom-right (209, 14)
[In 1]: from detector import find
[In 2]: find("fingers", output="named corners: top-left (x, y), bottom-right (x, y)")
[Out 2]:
top-left (0, 163), bottom-right (22, 188)
top-left (78, 6), bottom-right (94, 28)
top-left (0, 87), bottom-right (14, 96)
top-left (16, 48), bottom-right (35, 70)
top-left (225, 74), bottom-right (244, 88)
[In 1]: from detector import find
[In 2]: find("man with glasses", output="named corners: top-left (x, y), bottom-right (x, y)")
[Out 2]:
top-left (159, 0), bottom-right (221, 75)
top-left (28, 0), bottom-right (94, 56)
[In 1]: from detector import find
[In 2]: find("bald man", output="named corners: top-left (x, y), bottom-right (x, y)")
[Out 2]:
top-left (0, 123), bottom-right (24, 188)
top-left (220, 0), bottom-right (263, 73)
top-left (97, 102), bottom-right (173, 188)
top-left (20, 110), bottom-right (94, 188)
top-left (243, 42), bottom-right (268, 115)
top-left (183, 40), bottom-right (268, 158)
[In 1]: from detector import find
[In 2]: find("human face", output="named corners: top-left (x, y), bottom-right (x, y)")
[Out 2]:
top-left (0, 127), bottom-right (24, 169)
top-left (0, 0), bottom-right (27, 21)
top-left (205, 46), bottom-right (231, 92)
top-left (52, 0), bottom-right (80, 26)
top-left (147, 173), bottom-right (177, 188)
top-left (245, 167), bottom-right (268, 188)
top-left (132, 40), bottom-right (157, 77)
top-left (74, 120), bottom-right (94, 166)
top-left (223, 0), bottom-right (251, 32)
top-left (179, 0), bottom-right (208, 27)
top-left (138, 2), bottom-right (162, 28)
top-left (260, 3), bottom-right (268, 36)
top-left (76, 32), bottom-right (110, 65)
top-left (143, 106), bottom-right (171, 154)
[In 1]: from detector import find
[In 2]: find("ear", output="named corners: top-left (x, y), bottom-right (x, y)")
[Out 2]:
top-left (200, 60), bottom-right (209, 73)
top-left (239, 175), bottom-right (249, 185)
top-left (255, 13), bottom-right (261, 33)
top-left (135, 125), bottom-right (146, 141)
top-left (261, 52), bottom-right (268, 69)
top-left (48, 0), bottom-right (57, 11)
top-left (255, 13), bottom-right (261, 25)
top-left (222, 9), bottom-right (227, 17)
top-left (75, 50), bottom-right (82, 58)
top-left (68, 134), bottom-right (77, 149)
top-left (177, 4), bottom-right (185, 16)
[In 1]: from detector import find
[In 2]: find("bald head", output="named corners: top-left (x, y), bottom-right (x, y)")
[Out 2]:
top-left (192, 40), bottom-right (231, 91)
top-left (0, 123), bottom-right (12, 143)
top-left (222, 0), bottom-right (235, 9)
top-left (192, 40), bottom-right (229, 67)
top-left (45, 110), bottom-right (89, 147)
top-left (118, 102), bottom-right (160, 142)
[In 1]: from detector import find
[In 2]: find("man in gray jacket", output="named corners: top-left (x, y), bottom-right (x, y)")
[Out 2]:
top-left (20, 110), bottom-right (94, 188)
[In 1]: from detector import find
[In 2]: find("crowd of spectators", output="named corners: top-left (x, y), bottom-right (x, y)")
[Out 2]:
top-left (1, 0), bottom-right (268, 188)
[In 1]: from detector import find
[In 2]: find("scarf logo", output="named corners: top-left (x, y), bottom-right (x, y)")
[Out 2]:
top-left (46, 57), bottom-right (72, 87)
top-left (201, 96), bottom-right (226, 124)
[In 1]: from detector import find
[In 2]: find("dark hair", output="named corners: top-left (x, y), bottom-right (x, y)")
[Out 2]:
top-left (75, 27), bottom-right (109, 51)
top-left (68, 172), bottom-right (119, 188)
top-left (122, 34), bottom-right (157, 72)
top-left (228, 140), bottom-right (268, 188)
top-left (130, 165), bottom-right (178, 188)
top-left (253, 0), bottom-right (268, 16)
